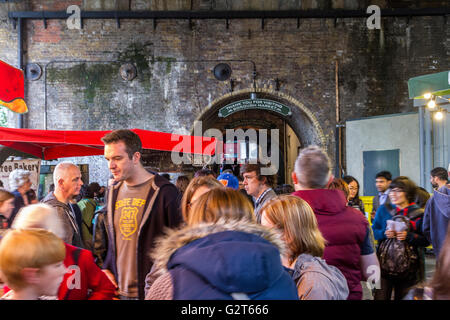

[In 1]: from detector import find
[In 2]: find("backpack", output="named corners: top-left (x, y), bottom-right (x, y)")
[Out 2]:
top-left (376, 214), bottom-right (419, 279)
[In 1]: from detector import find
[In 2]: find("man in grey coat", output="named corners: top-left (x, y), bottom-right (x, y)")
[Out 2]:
top-left (42, 162), bottom-right (84, 247)
top-left (241, 163), bottom-right (277, 223)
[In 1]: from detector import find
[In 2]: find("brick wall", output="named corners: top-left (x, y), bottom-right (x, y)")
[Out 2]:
top-left (0, 0), bottom-right (448, 182)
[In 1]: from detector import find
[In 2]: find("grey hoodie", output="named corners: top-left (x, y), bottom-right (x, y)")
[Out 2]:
top-left (423, 185), bottom-right (450, 259)
top-left (291, 253), bottom-right (349, 300)
top-left (42, 192), bottom-right (83, 247)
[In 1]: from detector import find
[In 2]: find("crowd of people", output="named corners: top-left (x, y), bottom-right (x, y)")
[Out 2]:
top-left (0, 128), bottom-right (448, 300)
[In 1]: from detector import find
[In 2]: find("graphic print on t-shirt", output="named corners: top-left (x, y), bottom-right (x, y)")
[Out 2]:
top-left (116, 198), bottom-right (146, 240)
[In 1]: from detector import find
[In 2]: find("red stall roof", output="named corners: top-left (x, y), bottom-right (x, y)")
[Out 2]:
top-left (0, 127), bottom-right (216, 160)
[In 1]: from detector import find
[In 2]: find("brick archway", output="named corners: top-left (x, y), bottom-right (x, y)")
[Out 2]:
top-left (191, 88), bottom-right (327, 150)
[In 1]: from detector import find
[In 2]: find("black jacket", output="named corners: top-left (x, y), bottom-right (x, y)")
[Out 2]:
top-left (9, 190), bottom-right (31, 226)
top-left (92, 206), bottom-right (108, 268)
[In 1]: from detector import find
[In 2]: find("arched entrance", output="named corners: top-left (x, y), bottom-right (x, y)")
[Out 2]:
top-left (190, 88), bottom-right (326, 185)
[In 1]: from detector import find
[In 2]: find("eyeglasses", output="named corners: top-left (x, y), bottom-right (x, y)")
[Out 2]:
top-left (243, 175), bottom-right (257, 181)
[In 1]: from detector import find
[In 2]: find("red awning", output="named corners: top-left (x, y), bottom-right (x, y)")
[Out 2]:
top-left (0, 127), bottom-right (216, 160)
top-left (0, 60), bottom-right (28, 113)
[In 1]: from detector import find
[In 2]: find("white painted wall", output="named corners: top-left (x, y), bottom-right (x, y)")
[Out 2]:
top-left (346, 112), bottom-right (420, 195)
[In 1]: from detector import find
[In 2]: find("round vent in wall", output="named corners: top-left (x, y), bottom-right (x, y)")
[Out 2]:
top-left (25, 63), bottom-right (42, 81)
top-left (120, 63), bottom-right (137, 81)
top-left (213, 63), bottom-right (232, 81)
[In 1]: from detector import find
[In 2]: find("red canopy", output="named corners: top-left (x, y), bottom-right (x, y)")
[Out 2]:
top-left (0, 127), bottom-right (216, 160)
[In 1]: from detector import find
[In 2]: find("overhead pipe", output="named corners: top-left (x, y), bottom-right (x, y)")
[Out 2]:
top-left (8, 8), bottom-right (450, 26)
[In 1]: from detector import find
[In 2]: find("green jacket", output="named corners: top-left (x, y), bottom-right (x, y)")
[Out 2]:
top-left (78, 198), bottom-right (97, 251)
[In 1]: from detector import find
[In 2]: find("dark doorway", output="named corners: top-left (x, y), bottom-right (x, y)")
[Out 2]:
top-left (363, 149), bottom-right (400, 196)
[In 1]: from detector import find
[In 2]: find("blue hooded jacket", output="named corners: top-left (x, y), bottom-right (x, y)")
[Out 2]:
top-left (152, 219), bottom-right (298, 300)
top-left (423, 185), bottom-right (450, 259)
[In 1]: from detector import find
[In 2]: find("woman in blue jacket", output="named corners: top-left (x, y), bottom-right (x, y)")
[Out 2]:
top-left (146, 188), bottom-right (298, 300)
top-left (372, 176), bottom-right (429, 300)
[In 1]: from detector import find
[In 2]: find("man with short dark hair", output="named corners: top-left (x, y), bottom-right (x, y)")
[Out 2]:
top-left (101, 129), bottom-right (182, 300)
top-left (240, 163), bottom-right (276, 223)
top-left (430, 167), bottom-right (448, 190)
top-left (291, 146), bottom-right (379, 300)
top-left (371, 171), bottom-right (392, 220)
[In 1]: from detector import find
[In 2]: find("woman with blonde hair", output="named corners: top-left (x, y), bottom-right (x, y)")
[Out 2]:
top-left (260, 195), bottom-right (349, 300)
top-left (143, 176), bottom-right (224, 291)
top-left (180, 176), bottom-right (224, 222)
top-left (146, 188), bottom-right (298, 300)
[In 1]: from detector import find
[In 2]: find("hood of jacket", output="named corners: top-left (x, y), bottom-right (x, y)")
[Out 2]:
top-left (42, 192), bottom-right (70, 210)
top-left (151, 218), bottom-right (287, 294)
top-left (292, 253), bottom-right (349, 300)
top-left (433, 185), bottom-right (450, 218)
top-left (292, 189), bottom-right (348, 216)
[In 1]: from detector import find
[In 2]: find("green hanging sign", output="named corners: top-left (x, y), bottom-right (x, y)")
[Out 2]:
top-left (218, 98), bottom-right (292, 118)
top-left (408, 70), bottom-right (450, 99)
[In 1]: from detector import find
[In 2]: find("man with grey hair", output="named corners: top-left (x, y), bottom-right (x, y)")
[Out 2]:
top-left (291, 146), bottom-right (379, 300)
top-left (42, 162), bottom-right (83, 247)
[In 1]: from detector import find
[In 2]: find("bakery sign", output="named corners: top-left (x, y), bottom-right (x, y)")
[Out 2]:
top-left (0, 159), bottom-right (41, 191)
top-left (218, 99), bottom-right (292, 118)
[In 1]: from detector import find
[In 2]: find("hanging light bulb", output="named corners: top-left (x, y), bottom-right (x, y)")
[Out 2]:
top-left (427, 97), bottom-right (436, 109)
top-left (424, 92), bottom-right (432, 99)
top-left (434, 111), bottom-right (443, 120)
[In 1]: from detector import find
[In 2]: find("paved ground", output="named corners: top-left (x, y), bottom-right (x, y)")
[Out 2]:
top-left (424, 252), bottom-right (437, 281)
